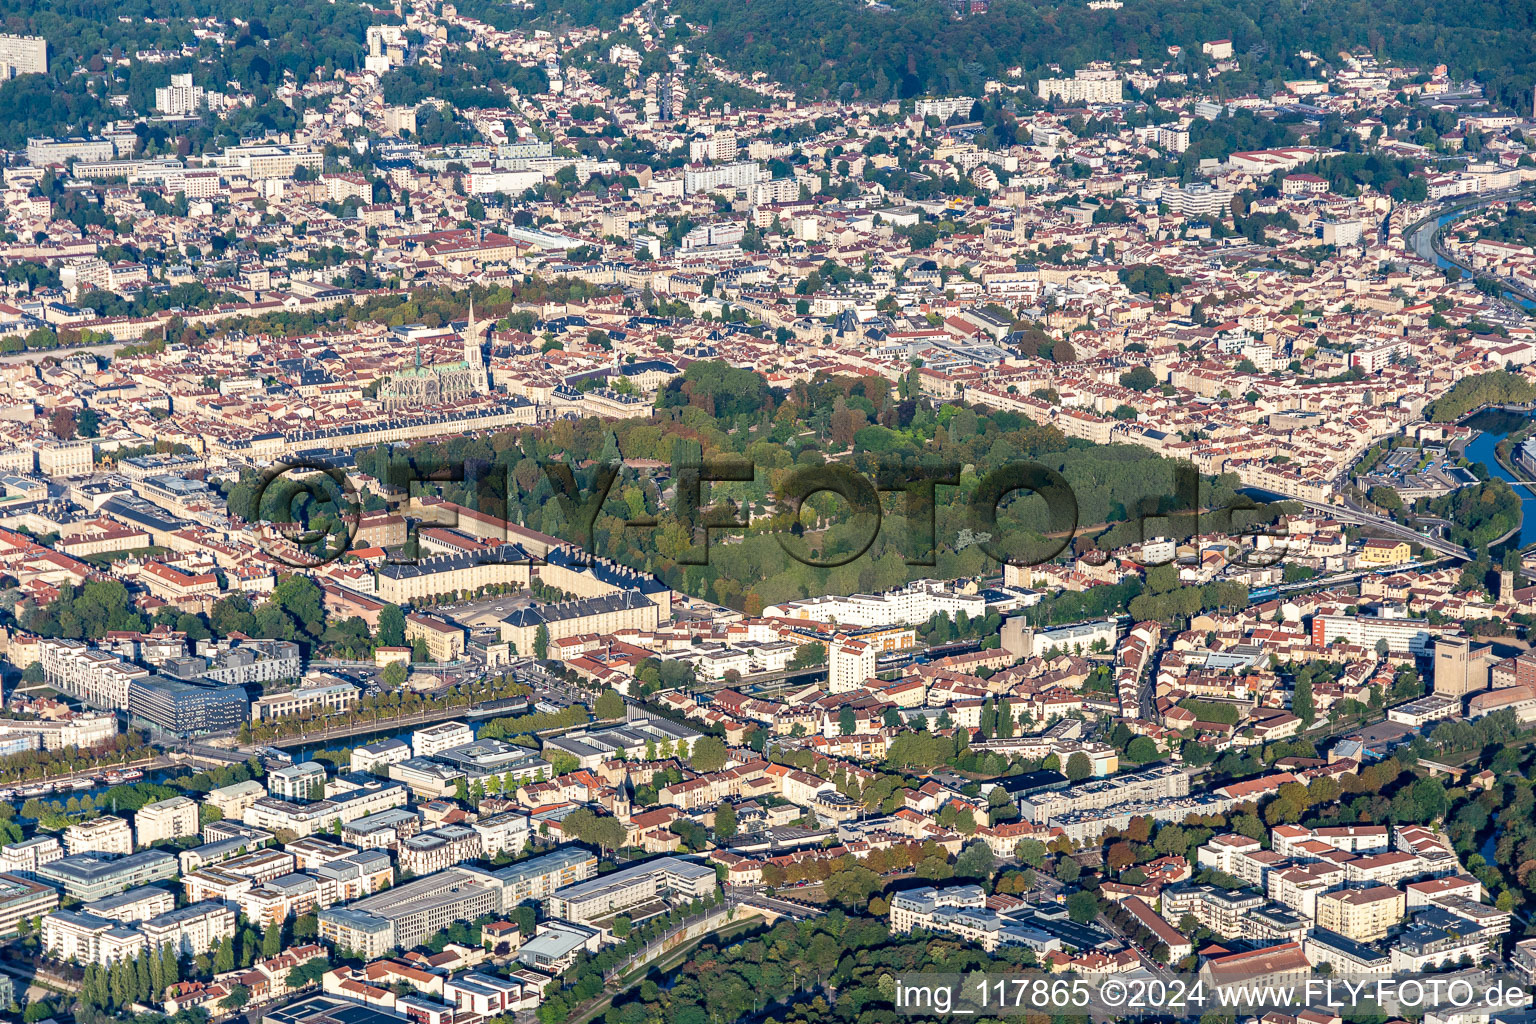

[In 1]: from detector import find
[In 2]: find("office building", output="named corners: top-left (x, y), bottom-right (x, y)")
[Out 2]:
top-left (389, 758), bottom-right (466, 799)
top-left (431, 739), bottom-right (549, 782)
top-left (252, 680), bottom-right (358, 722)
top-left (37, 851), bottom-right (179, 901)
top-left (127, 676), bottom-right (250, 736)
top-left (517, 920), bottom-right (602, 972)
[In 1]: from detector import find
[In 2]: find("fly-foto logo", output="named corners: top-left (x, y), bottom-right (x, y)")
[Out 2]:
top-left (247, 455), bottom-right (1289, 571)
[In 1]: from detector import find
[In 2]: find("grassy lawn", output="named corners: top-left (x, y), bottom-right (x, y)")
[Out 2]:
top-left (83, 545), bottom-right (169, 566)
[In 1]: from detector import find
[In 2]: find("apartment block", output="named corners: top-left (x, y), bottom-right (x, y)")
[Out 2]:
top-left (65, 816), bottom-right (133, 856)
top-left (546, 856), bottom-right (716, 925)
top-left (135, 797), bottom-right (199, 848)
top-left (471, 812), bottom-right (531, 858)
top-left (82, 886), bottom-right (175, 923)
top-left (482, 846), bottom-right (598, 906)
top-left (206, 780), bottom-right (269, 819)
top-left (1268, 862), bottom-right (1347, 920)
top-left (1315, 885), bottom-right (1406, 942)
top-left (0, 836), bottom-right (64, 879)
top-left (39, 639), bottom-right (148, 709)
top-left (889, 884), bottom-right (1060, 954)
top-left (341, 808), bottom-right (423, 851)
top-left (268, 761), bottom-right (329, 801)
top-left (318, 867), bottom-right (502, 960)
top-left (312, 849), bottom-right (394, 905)
top-left (399, 825), bottom-right (484, 877)
top-left (0, 34), bottom-right (47, 77)
top-left (42, 899), bottom-right (233, 964)
top-left (1271, 824), bottom-right (1390, 859)
top-left (1019, 765), bottom-right (1190, 822)
top-left (412, 721), bottom-right (475, 759)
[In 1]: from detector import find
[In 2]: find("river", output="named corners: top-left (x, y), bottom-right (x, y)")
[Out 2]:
top-left (1462, 408), bottom-right (1536, 549)
top-left (1412, 203), bottom-right (1536, 311)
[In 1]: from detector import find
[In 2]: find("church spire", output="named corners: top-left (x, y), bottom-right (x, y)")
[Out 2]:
top-left (464, 293), bottom-right (487, 394)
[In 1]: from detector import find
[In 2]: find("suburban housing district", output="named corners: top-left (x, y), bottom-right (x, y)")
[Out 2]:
top-left (9, 0), bottom-right (1536, 1023)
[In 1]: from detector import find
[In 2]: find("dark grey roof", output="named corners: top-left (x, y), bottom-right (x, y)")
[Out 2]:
top-left (501, 589), bottom-right (656, 628)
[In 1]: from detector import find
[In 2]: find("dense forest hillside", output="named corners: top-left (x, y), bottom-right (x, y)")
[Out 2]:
top-left (0, 0), bottom-right (390, 147)
top-left (669, 0), bottom-right (1536, 109)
